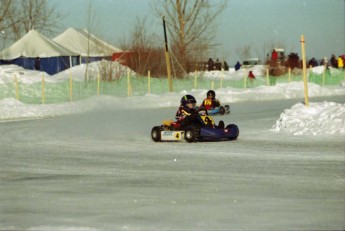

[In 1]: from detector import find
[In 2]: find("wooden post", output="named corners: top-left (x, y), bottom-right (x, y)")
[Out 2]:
top-left (41, 73), bottom-right (45, 104)
top-left (300, 34), bottom-right (309, 107)
top-left (148, 70), bottom-right (151, 95)
top-left (220, 68), bottom-right (224, 88)
top-left (243, 69), bottom-right (247, 89)
top-left (14, 74), bottom-right (19, 101)
top-left (127, 69), bottom-right (132, 97)
top-left (322, 64), bottom-right (326, 86)
top-left (288, 67), bottom-right (291, 82)
top-left (69, 70), bottom-right (73, 101)
top-left (97, 72), bottom-right (100, 96)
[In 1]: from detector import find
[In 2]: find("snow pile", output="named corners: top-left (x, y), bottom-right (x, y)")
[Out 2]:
top-left (272, 101), bottom-right (345, 135)
top-left (0, 65), bottom-right (46, 84)
top-left (54, 60), bottom-right (134, 82)
top-left (0, 60), bottom-right (134, 84)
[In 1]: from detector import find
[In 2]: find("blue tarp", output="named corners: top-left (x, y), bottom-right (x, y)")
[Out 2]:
top-left (0, 56), bottom-right (80, 75)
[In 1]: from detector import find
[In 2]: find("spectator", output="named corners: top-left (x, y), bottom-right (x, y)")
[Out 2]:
top-left (308, 57), bottom-right (318, 67)
top-left (207, 58), bottom-right (214, 71)
top-left (215, 59), bottom-right (222, 71)
top-left (330, 54), bottom-right (337, 68)
top-left (234, 61), bottom-right (241, 71)
top-left (271, 49), bottom-right (278, 61)
top-left (320, 57), bottom-right (329, 69)
top-left (248, 71), bottom-right (255, 79)
top-left (338, 56), bottom-right (344, 69)
top-left (223, 61), bottom-right (229, 71)
top-left (34, 57), bottom-right (41, 71)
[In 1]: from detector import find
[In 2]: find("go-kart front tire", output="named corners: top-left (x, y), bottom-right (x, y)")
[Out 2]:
top-left (219, 106), bottom-right (226, 115)
top-left (151, 126), bottom-right (162, 142)
top-left (184, 126), bottom-right (199, 143)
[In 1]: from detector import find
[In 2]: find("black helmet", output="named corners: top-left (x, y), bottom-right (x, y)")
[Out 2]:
top-left (207, 90), bottom-right (216, 98)
top-left (181, 95), bottom-right (196, 106)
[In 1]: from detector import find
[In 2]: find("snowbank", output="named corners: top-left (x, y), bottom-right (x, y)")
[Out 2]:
top-left (0, 61), bottom-right (133, 83)
top-left (272, 101), bottom-right (345, 136)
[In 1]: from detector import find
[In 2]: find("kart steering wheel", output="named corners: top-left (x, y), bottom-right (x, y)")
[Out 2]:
top-left (198, 108), bottom-right (208, 115)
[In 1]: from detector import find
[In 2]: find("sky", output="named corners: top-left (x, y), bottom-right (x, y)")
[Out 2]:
top-left (48, 0), bottom-right (345, 64)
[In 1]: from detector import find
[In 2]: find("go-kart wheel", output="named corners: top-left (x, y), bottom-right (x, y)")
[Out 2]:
top-left (151, 126), bottom-right (162, 142)
top-left (219, 106), bottom-right (226, 115)
top-left (184, 126), bottom-right (198, 143)
top-left (225, 105), bottom-right (230, 114)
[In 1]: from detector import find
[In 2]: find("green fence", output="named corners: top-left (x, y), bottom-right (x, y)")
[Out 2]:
top-left (0, 69), bottom-right (344, 104)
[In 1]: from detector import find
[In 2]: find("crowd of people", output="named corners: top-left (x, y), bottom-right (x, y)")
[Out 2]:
top-left (270, 49), bottom-right (345, 69)
top-left (205, 52), bottom-right (344, 78)
top-left (306, 55), bottom-right (344, 69)
top-left (207, 58), bottom-right (229, 71)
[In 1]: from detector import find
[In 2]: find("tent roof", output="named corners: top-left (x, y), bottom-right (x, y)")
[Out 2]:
top-left (53, 28), bottom-right (122, 57)
top-left (0, 29), bottom-right (78, 60)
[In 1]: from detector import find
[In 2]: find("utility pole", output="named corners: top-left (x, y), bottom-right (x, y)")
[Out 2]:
top-left (162, 16), bottom-right (173, 92)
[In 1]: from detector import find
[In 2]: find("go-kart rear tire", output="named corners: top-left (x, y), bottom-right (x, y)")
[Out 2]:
top-left (219, 106), bottom-right (226, 115)
top-left (151, 126), bottom-right (162, 142)
top-left (184, 126), bottom-right (199, 143)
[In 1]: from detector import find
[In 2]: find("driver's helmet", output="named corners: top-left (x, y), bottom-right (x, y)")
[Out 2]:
top-left (207, 90), bottom-right (216, 99)
top-left (181, 95), bottom-right (197, 108)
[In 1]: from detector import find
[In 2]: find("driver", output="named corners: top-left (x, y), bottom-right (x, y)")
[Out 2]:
top-left (175, 94), bottom-right (224, 129)
top-left (175, 95), bottom-right (198, 128)
top-left (200, 90), bottom-right (221, 111)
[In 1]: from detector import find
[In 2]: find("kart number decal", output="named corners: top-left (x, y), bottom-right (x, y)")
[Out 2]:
top-left (204, 99), bottom-right (212, 106)
top-left (161, 131), bottom-right (183, 141)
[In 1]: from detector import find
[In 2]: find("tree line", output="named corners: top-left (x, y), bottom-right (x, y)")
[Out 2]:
top-left (0, 0), bottom-right (227, 77)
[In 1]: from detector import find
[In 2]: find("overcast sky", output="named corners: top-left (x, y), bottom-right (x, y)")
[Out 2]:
top-left (50, 0), bottom-right (345, 64)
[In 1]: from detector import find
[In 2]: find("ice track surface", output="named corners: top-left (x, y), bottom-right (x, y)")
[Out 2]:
top-left (0, 96), bottom-right (344, 231)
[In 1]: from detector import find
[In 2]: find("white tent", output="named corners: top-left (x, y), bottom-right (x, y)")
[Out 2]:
top-left (0, 29), bottom-right (79, 74)
top-left (0, 29), bottom-right (77, 59)
top-left (53, 28), bottom-right (122, 58)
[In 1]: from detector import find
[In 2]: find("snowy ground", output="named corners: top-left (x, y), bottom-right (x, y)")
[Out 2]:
top-left (0, 94), bottom-right (344, 231)
top-left (0, 63), bottom-right (344, 230)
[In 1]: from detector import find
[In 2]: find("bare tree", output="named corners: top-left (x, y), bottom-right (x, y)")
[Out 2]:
top-left (153, 0), bottom-right (227, 75)
top-left (236, 45), bottom-right (253, 61)
top-left (0, 0), bottom-right (62, 44)
top-left (119, 16), bottom-right (166, 77)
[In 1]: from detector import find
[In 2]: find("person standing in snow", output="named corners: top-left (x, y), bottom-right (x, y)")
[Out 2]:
top-left (337, 55), bottom-right (344, 69)
top-left (34, 57), bottom-right (41, 71)
top-left (207, 58), bottom-right (214, 71)
top-left (308, 57), bottom-right (318, 67)
top-left (271, 49), bottom-right (278, 61)
top-left (330, 54), bottom-right (337, 68)
top-left (248, 71), bottom-right (255, 79)
top-left (215, 59), bottom-right (222, 70)
top-left (223, 61), bottom-right (229, 71)
top-left (234, 61), bottom-right (241, 71)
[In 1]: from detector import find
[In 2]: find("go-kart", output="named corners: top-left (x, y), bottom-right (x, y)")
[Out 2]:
top-left (206, 105), bottom-right (230, 115)
top-left (151, 110), bottom-right (239, 143)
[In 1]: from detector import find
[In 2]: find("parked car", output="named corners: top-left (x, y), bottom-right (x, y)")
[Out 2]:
top-left (242, 58), bottom-right (260, 68)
